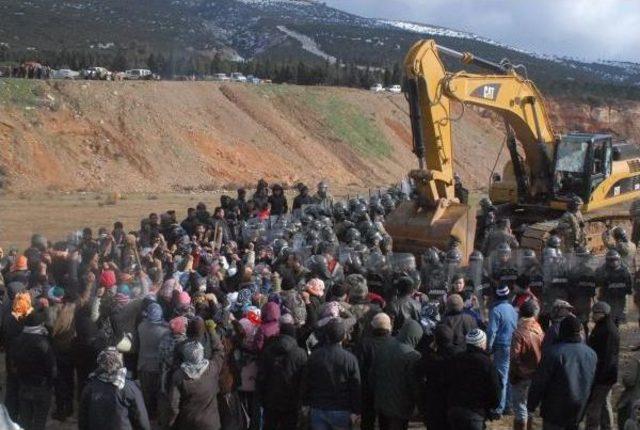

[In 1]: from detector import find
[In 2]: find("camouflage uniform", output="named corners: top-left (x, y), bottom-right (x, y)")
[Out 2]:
top-left (557, 210), bottom-right (586, 252)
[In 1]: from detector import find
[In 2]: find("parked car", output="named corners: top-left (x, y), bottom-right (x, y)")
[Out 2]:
top-left (82, 67), bottom-right (112, 80)
top-left (249, 77), bottom-right (261, 85)
top-left (387, 84), bottom-right (402, 94)
top-left (52, 69), bottom-right (79, 80)
top-left (124, 69), bottom-right (152, 80)
top-left (213, 73), bottom-right (230, 81)
top-left (231, 72), bottom-right (247, 82)
top-left (370, 83), bottom-right (384, 92)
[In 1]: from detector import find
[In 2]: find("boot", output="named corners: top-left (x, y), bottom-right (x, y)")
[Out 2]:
top-left (513, 420), bottom-right (526, 430)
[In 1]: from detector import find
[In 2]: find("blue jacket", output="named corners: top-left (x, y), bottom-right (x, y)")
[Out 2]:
top-left (528, 341), bottom-right (597, 427)
top-left (487, 299), bottom-right (517, 349)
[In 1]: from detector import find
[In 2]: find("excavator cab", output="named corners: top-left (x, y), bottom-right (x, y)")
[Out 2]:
top-left (552, 133), bottom-right (612, 204)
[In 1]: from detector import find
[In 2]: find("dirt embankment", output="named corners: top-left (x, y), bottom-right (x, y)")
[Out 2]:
top-left (0, 79), bottom-right (638, 195)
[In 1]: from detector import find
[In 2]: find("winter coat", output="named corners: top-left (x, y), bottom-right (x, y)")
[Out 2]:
top-left (257, 333), bottom-right (307, 412)
top-left (446, 345), bottom-right (501, 417)
top-left (372, 320), bottom-right (422, 420)
top-left (417, 345), bottom-right (453, 430)
top-left (439, 311), bottom-right (478, 354)
top-left (386, 295), bottom-right (421, 334)
top-left (509, 317), bottom-right (544, 383)
top-left (168, 351), bottom-right (225, 430)
top-left (304, 343), bottom-right (361, 414)
top-left (528, 340), bottom-right (597, 427)
top-left (354, 333), bottom-right (395, 399)
top-left (136, 320), bottom-right (170, 372)
top-left (254, 302), bottom-right (281, 351)
top-left (79, 377), bottom-right (151, 430)
top-left (11, 326), bottom-right (57, 386)
top-left (588, 314), bottom-right (620, 386)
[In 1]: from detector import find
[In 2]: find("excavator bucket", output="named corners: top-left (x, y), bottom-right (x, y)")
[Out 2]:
top-left (385, 200), bottom-right (476, 265)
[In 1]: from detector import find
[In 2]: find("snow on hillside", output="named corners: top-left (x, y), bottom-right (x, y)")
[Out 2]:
top-left (277, 25), bottom-right (337, 64)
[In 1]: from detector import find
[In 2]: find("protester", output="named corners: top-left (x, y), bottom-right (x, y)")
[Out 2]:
top-left (585, 301), bottom-right (620, 430)
top-left (446, 328), bottom-right (501, 430)
top-left (257, 319), bottom-right (307, 430)
top-left (304, 318), bottom-right (361, 430)
top-left (0, 181), bottom-right (633, 430)
top-left (79, 348), bottom-right (150, 430)
top-left (509, 300), bottom-right (543, 430)
top-left (11, 310), bottom-right (56, 430)
top-left (487, 285), bottom-right (518, 416)
top-left (528, 315), bottom-right (597, 429)
top-left (372, 319), bottom-right (422, 430)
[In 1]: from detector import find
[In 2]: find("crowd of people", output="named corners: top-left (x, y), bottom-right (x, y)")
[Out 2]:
top-left (0, 179), bottom-right (639, 430)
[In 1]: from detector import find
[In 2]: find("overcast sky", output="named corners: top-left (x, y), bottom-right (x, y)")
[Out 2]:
top-left (324, 0), bottom-right (640, 62)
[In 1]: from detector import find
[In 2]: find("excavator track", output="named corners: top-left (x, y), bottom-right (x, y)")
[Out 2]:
top-left (518, 211), bottom-right (632, 255)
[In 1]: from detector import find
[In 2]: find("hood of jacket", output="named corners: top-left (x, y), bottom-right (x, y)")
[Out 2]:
top-left (396, 319), bottom-right (423, 349)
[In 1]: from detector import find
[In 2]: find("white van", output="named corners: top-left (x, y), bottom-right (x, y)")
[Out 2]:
top-left (387, 84), bottom-right (402, 94)
top-left (124, 69), bottom-right (152, 80)
top-left (213, 73), bottom-right (230, 81)
top-left (370, 83), bottom-right (384, 92)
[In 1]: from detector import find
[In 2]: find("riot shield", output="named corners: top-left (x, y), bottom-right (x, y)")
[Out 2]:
top-left (486, 246), bottom-right (519, 289)
top-left (566, 251), bottom-right (603, 323)
top-left (541, 247), bottom-right (570, 311)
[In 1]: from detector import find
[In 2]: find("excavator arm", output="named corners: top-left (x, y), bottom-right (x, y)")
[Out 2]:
top-left (404, 39), bottom-right (557, 202)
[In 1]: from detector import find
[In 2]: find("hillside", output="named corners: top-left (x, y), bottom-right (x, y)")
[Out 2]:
top-left (1, 0), bottom-right (640, 96)
top-left (0, 79), bottom-right (509, 193)
top-left (1, 79), bottom-right (639, 195)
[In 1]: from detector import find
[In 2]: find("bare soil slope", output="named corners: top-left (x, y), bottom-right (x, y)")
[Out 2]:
top-left (0, 79), bottom-right (506, 193)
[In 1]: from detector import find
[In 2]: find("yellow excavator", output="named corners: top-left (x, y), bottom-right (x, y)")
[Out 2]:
top-left (385, 39), bottom-right (640, 259)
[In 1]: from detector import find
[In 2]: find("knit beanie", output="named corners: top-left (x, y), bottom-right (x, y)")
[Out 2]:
top-left (495, 285), bottom-right (510, 298)
top-left (465, 328), bottom-right (487, 348)
top-left (99, 270), bottom-right (117, 289)
top-left (97, 347), bottom-right (124, 373)
top-left (170, 316), bottom-right (188, 335)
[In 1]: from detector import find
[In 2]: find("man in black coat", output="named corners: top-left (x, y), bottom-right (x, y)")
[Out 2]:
top-left (257, 321), bottom-right (307, 430)
top-left (528, 315), bottom-right (597, 430)
top-left (439, 294), bottom-right (478, 354)
top-left (445, 328), bottom-right (501, 430)
top-left (11, 310), bottom-right (57, 430)
top-left (79, 347), bottom-right (150, 430)
top-left (585, 301), bottom-right (620, 430)
top-left (355, 312), bottom-right (395, 430)
top-left (304, 318), bottom-right (361, 429)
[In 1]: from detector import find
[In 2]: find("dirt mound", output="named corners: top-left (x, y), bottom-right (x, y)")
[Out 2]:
top-left (0, 79), bottom-right (507, 193)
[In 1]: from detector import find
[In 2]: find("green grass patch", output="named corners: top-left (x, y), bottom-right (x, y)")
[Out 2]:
top-left (313, 94), bottom-right (391, 158)
top-left (0, 78), bottom-right (44, 107)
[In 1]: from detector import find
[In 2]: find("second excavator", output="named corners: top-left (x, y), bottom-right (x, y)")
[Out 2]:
top-left (385, 39), bottom-right (640, 258)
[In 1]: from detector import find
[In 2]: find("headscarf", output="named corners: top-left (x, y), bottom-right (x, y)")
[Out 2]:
top-left (306, 278), bottom-right (325, 297)
top-left (144, 302), bottom-right (163, 324)
top-left (180, 341), bottom-right (209, 379)
top-left (94, 347), bottom-right (127, 390)
top-left (99, 270), bottom-right (117, 289)
top-left (170, 316), bottom-right (188, 336)
top-left (317, 301), bottom-right (340, 327)
top-left (11, 256), bottom-right (27, 272)
top-left (160, 278), bottom-right (179, 300)
top-left (11, 292), bottom-right (33, 320)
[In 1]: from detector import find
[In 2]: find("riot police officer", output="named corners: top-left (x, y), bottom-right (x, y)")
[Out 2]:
top-left (567, 246), bottom-right (597, 336)
top-left (596, 249), bottom-right (633, 326)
